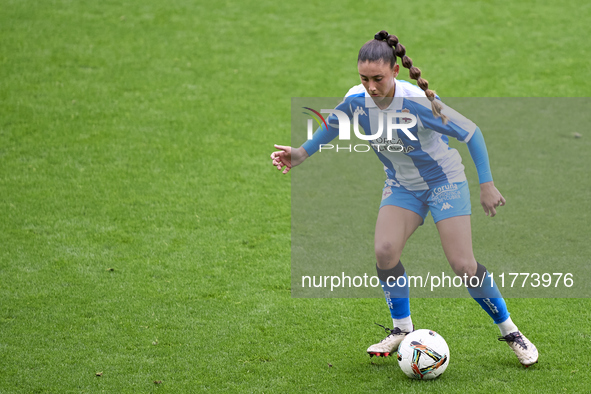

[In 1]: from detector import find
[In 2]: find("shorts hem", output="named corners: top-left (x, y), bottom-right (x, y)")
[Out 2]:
top-left (432, 212), bottom-right (472, 224)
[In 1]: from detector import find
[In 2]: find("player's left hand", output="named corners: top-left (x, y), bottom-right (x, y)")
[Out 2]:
top-left (479, 181), bottom-right (505, 217)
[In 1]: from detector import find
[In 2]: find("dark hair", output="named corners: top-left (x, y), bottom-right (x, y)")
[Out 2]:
top-left (358, 30), bottom-right (448, 123)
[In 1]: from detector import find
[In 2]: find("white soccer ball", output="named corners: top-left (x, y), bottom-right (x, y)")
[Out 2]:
top-left (397, 329), bottom-right (450, 379)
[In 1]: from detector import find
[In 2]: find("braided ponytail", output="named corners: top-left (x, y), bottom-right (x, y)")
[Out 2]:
top-left (360, 30), bottom-right (448, 124)
top-left (395, 41), bottom-right (448, 123)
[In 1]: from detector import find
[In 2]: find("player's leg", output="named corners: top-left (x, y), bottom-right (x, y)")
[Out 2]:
top-left (374, 204), bottom-right (423, 270)
top-left (375, 204), bottom-right (423, 324)
top-left (367, 203), bottom-right (423, 357)
top-left (435, 214), bottom-right (538, 366)
top-left (430, 181), bottom-right (511, 324)
top-left (436, 215), bottom-right (509, 323)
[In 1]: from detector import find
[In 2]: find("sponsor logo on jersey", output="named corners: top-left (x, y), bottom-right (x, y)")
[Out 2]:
top-left (371, 137), bottom-right (415, 154)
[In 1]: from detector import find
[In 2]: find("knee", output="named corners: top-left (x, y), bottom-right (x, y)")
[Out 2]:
top-left (375, 241), bottom-right (402, 269)
top-left (449, 258), bottom-right (477, 278)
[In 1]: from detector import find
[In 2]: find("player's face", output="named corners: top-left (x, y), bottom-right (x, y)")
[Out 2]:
top-left (358, 61), bottom-right (399, 101)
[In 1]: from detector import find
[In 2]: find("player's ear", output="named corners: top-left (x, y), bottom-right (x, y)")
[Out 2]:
top-left (392, 64), bottom-right (400, 78)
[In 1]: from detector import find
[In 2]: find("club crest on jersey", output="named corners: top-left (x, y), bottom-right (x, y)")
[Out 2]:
top-left (401, 108), bottom-right (413, 123)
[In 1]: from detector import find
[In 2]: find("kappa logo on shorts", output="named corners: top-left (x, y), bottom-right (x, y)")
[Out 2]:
top-left (441, 202), bottom-right (453, 210)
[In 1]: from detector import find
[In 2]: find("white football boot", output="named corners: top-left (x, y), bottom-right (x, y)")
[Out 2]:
top-left (498, 331), bottom-right (539, 367)
top-left (367, 324), bottom-right (412, 358)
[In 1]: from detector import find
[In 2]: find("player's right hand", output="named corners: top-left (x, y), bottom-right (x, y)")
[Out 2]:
top-left (270, 145), bottom-right (308, 174)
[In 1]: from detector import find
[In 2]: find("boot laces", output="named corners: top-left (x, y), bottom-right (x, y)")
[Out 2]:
top-left (498, 332), bottom-right (527, 350)
top-left (375, 323), bottom-right (404, 341)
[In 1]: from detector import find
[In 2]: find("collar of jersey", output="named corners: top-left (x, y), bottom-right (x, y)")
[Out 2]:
top-left (363, 78), bottom-right (405, 111)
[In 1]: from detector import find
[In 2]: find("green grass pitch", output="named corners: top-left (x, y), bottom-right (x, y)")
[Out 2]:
top-left (1, 0), bottom-right (590, 392)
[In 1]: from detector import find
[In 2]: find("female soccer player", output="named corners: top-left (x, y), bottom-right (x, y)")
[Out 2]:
top-left (271, 30), bottom-right (538, 367)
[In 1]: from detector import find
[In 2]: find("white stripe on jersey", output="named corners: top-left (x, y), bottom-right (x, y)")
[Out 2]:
top-left (367, 107), bottom-right (424, 187)
top-left (345, 80), bottom-right (476, 191)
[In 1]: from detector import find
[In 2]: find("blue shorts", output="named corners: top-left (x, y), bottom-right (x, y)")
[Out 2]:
top-left (379, 179), bottom-right (471, 223)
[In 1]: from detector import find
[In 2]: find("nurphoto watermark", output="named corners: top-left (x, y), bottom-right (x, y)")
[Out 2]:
top-left (303, 103), bottom-right (418, 153)
top-left (291, 98), bottom-right (590, 299)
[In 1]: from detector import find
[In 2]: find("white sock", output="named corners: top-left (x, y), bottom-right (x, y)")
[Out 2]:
top-left (497, 316), bottom-right (518, 337)
top-left (393, 316), bottom-right (413, 333)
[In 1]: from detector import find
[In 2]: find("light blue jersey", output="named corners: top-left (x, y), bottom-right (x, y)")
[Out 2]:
top-left (303, 80), bottom-right (480, 191)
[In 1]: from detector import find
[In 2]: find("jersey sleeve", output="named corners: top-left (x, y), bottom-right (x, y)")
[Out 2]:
top-left (301, 97), bottom-right (354, 156)
top-left (301, 123), bottom-right (339, 156)
top-left (466, 127), bottom-right (493, 184)
top-left (405, 97), bottom-right (492, 183)
top-left (406, 98), bottom-right (478, 143)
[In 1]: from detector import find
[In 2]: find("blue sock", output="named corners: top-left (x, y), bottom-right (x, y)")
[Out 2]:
top-left (466, 262), bottom-right (510, 324)
top-left (376, 262), bottom-right (410, 319)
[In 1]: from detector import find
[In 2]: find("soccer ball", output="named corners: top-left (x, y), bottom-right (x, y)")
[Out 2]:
top-left (397, 329), bottom-right (450, 379)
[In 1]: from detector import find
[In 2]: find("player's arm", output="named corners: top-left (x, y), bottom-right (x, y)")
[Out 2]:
top-left (270, 121), bottom-right (339, 174)
top-left (408, 99), bottom-right (506, 217)
top-left (466, 128), bottom-right (506, 217)
top-left (271, 97), bottom-right (350, 174)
